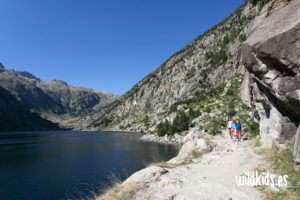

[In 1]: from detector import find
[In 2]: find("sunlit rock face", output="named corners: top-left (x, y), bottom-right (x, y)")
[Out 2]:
top-left (241, 0), bottom-right (300, 162)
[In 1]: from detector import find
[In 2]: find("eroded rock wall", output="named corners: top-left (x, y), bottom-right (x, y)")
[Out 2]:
top-left (241, 0), bottom-right (300, 163)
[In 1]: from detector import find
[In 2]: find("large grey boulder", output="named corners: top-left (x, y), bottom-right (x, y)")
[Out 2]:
top-left (241, 0), bottom-right (300, 149)
top-left (169, 138), bottom-right (213, 164)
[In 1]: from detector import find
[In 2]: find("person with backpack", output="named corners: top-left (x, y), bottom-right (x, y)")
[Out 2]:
top-left (227, 117), bottom-right (234, 139)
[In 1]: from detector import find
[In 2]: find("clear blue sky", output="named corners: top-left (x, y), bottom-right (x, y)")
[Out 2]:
top-left (0, 0), bottom-right (244, 95)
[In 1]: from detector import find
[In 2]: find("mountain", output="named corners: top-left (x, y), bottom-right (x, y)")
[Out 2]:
top-left (0, 85), bottom-right (59, 131)
top-left (2, 0), bottom-right (299, 164)
top-left (74, 1), bottom-right (260, 131)
top-left (0, 65), bottom-right (117, 129)
top-left (75, 0), bottom-right (300, 164)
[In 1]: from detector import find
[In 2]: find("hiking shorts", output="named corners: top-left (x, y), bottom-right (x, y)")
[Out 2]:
top-left (236, 130), bottom-right (241, 135)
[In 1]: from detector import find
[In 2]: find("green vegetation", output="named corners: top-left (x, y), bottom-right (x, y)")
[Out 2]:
top-left (261, 145), bottom-right (300, 200)
top-left (206, 47), bottom-right (228, 66)
top-left (191, 149), bottom-right (204, 158)
top-left (169, 112), bottom-right (191, 134)
top-left (156, 108), bottom-right (202, 136)
top-left (206, 119), bottom-right (226, 135)
top-left (189, 109), bottom-right (201, 120)
top-left (248, 0), bottom-right (271, 11)
top-left (156, 120), bottom-right (171, 136)
top-left (239, 33), bottom-right (247, 42)
top-left (166, 75), bottom-right (259, 137)
top-left (140, 115), bottom-right (150, 127)
top-left (249, 120), bottom-right (260, 138)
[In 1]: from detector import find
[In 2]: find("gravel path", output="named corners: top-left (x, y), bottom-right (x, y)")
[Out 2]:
top-left (131, 132), bottom-right (263, 200)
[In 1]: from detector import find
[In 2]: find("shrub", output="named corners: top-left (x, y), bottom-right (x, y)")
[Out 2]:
top-left (169, 112), bottom-right (190, 134)
top-left (156, 120), bottom-right (171, 136)
top-left (207, 118), bottom-right (225, 135)
top-left (188, 108), bottom-right (201, 119)
top-left (209, 47), bottom-right (228, 66)
top-left (239, 33), bottom-right (247, 42)
top-left (222, 34), bottom-right (230, 46)
top-left (203, 106), bottom-right (212, 113)
top-left (141, 115), bottom-right (150, 127)
top-left (248, 0), bottom-right (271, 11)
top-left (226, 102), bottom-right (237, 117)
top-left (210, 126), bottom-right (222, 136)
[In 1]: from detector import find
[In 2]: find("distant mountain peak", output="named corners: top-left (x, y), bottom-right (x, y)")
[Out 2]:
top-left (16, 71), bottom-right (41, 81)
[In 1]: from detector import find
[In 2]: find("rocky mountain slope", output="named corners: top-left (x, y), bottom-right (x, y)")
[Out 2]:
top-left (77, 0), bottom-right (300, 164)
top-left (0, 85), bottom-right (59, 131)
top-left (75, 1), bottom-right (260, 131)
top-left (0, 64), bottom-right (117, 129)
top-left (96, 1), bottom-right (300, 199)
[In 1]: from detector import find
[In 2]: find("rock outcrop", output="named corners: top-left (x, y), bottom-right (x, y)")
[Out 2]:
top-left (241, 0), bottom-right (300, 161)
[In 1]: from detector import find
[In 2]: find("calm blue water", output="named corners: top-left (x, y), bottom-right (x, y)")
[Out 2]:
top-left (0, 131), bottom-right (179, 200)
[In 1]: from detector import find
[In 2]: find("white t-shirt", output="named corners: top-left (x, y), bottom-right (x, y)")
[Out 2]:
top-left (227, 120), bottom-right (233, 128)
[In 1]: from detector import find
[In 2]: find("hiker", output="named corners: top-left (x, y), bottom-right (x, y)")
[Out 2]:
top-left (233, 119), bottom-right (242, 141)
top-left (227, 117), bottom-right (233, 139)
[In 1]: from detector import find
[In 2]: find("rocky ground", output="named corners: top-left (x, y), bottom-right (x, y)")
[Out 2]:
top-left (98, 130), bottom-right (265, 200)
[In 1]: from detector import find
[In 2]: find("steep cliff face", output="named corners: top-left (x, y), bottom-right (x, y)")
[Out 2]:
top-left (240, 0), bottom-right (300, 163)
top-left (0, 66), bottom-right (117, 128)
top-left (78, 2), bottom-right (259, 131)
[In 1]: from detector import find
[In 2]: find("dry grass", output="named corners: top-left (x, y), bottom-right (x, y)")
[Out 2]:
top-left (148, 157), bottom-right (193, 169)
top-left (150, 162), bottom-right (178, 169)
top-left (260, 145), bottom-right (300, 200)
top-left (96, 181), bottom-right (146, 200)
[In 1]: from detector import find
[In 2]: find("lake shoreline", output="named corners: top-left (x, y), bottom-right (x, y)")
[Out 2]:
top-left (0, 131), bottom-right (178, 200)
top-left (97, 130), bottom-right (264, 200)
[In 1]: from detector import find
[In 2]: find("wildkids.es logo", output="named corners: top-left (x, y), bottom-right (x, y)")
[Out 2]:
top-left (236, 171), bottom-right (288, 187)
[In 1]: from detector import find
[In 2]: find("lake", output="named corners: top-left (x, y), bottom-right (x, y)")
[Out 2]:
top-left (0, 131), bottom-right (179, 200)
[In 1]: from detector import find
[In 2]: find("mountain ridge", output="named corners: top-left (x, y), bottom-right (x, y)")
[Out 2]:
top-left (0, 64), bottom-right (117, 130)
top-left (72, 1), bottom-right (258, 131)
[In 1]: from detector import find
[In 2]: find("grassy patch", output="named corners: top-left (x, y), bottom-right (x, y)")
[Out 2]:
top-left (206, 118), bottom-right (226, 136)
top-left (191, 149), bottom-right (204, 158)
top-left (261, 145), bottom-right (300, 200)
top-left (97, 182), bottom-right (145, 200)
top-left (254, 137), bottom-right (262, 147)
top-left (249, 120), bottom-right (260, 138)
